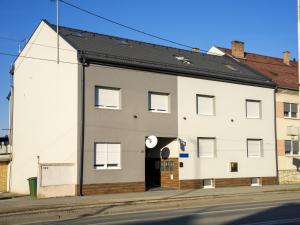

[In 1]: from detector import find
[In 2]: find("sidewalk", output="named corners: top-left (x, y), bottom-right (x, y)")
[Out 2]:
top-left (1, 184), bottom-right (300, 216)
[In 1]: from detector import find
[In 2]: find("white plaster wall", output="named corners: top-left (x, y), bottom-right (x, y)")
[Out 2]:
top-left (178, 76), bottom-right (276, 180)
top-left (11, 21), bottom-right (79, 194)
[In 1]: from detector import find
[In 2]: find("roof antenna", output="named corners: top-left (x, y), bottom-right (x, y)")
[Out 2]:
top-left (56, 0), bottom-right (59, 64)
top-left (51, 0), bottom-right (60, 63)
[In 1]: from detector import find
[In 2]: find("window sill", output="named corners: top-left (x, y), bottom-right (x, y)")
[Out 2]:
top-left (94, 167), bottom-right (122, 170)
top-left (203, 186), bottom-right (215, 189)
top-left (148, 110), bottom-right (170, 114)
top-left (283, 117), bottom-right (299, 120)
top-left (284, 155), bottom-right (300, 157)
top-left (197, 113), bottom-right (215, 116)
top-left (95, 106), bottom-right (121, 110)
top-left (251, 184), bottom-right (261, 187)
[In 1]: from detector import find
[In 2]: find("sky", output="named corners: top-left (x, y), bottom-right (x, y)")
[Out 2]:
top-left (0, 0), bottom-right (298, 136)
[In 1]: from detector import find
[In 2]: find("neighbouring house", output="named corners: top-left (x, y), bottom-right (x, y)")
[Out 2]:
top-left (0, 135), bottom-right (11, 193)
top-left (209, 41), bottom-right (300, 184)
top-left (9, 20), bottom-right (277, 198)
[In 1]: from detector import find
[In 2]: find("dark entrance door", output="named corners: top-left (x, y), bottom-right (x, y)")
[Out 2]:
top-left (145, 149), bottom-right (161, 189)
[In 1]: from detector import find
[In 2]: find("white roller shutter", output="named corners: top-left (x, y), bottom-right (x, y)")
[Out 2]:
top-left (96, 87), bottom-right (120, 109)
top-left (247, 139), bottom-right (262, 157)
top-left (107, 144), bottom-right (121, 168)
top-left (149, 92), bottom-right (169, 112)
top-left (198, 138), bottom-right (215, 158)
top-left (197, 95), bottom-right (214, 115)
top-left (246, 100), bottom-right (261, 118)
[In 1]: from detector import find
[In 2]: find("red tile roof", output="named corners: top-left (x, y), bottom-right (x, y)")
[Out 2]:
top-left (218, 47), bottom-right (298, 90)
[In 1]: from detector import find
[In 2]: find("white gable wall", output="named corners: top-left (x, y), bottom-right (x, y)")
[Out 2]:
top-left (11, 21), bottom-right (79, 194)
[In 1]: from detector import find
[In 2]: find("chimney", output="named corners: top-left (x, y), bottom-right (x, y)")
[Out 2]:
top-left (231, 40), bottom-right (244, 58)
top-left (283, 51), bottom-right (290, 65)
top-left (192, 48), bottom-right (200, 53)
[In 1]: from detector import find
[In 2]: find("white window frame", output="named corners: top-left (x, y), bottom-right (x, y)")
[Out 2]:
top-left (94, 143), bottom-right (121, 170)
top-left (284, 102), bottom-right (298, 119)
top-left (284, 140), bottom-right (300, 156)
top-left (246, 99), bottom-right (261, 119)
top-left (247, 139), bottom-right (263, 158)
top-left (197, 137), bottom-right (216, 158)
top-left (95, 86), bottom-right (121, 110)
top-left (203, 179), bottom-right (214, 189)
top-left (196, 94), bottom-right (215, 116)
top-left (148, 92), bottom-right (170, 113)
top-left (251, 177), bottom-right (261, 186)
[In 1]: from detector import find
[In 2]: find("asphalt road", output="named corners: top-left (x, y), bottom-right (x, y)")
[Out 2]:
top-left (28, 198), bottom-right (300, 225)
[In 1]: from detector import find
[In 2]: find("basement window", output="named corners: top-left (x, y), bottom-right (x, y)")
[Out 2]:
top-left (251, 177), bottom-right (261, 186)
top-left (203, 179), bottom-right (214, 189)
top-left (174, 56), bottom-right (192, 65)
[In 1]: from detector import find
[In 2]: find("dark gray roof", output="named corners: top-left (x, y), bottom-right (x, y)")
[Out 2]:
top-left (46, 20), bottom-right (274, 88)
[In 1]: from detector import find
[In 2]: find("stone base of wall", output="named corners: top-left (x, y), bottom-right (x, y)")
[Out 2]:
top-left (278, 170), bottom-right (300, 184)
top-left (0, 162), bottom-right (8, 193)
top-left (180, 179), bottom-right (203, 189)
top-left (261, 176), bottom-right (278, 185)
top-left (215, 178), bottom-right (251, 188)
top-left (77, 181), bottom-right (145, 195)
top-left (179, 177), bottom-right (278, 190)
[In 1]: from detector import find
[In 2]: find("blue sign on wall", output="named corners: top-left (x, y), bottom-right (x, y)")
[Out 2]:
top-left (179, 153), bottom-right (189, 158)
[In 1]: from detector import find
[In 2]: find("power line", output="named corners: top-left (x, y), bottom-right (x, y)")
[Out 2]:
top-left (59, 0), bottom-right (194, 50)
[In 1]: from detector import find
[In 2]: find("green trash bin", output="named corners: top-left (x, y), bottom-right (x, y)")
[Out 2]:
top-left (28, 177), bottom-right (37, 197)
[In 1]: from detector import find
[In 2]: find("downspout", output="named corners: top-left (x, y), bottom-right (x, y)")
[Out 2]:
top-left (79, 56), bottom-right (87, 196)
top-left (273, 87), bottom-right (279, 184)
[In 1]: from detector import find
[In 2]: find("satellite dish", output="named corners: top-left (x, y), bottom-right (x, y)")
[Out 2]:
top-left (145, 135), bottom-right (158, 149)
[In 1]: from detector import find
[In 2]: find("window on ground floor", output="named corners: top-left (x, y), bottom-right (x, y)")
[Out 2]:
top-left (94, 143), bottom-right (121, 169)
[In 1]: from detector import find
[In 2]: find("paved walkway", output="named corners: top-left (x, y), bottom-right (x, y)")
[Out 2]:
top-left (0, 184), bottom-right (300, 215)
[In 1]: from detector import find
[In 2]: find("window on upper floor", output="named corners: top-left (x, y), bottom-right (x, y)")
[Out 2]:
top-left (247, 139), bottom-right (263, 158)
top-left (197, 137), bottom-right (216, 158)
top-left (246, 100), bottom-right (261, 119)
top-left (285, 140), bottom-right (299, 156)
top-left (196, 95), bottom-right (215, 116)
top-left (148, 92), bottom-right (170, 113)
top-left (94, 143), bottom-right (121, 169)
top-left (95, 86), bottom-right (121, 109)
top-left (284, 103), bottom-right (298, 118)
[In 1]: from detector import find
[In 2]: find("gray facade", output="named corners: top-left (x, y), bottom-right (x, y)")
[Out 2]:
top-left (81, 64), bottom-right (178, 185)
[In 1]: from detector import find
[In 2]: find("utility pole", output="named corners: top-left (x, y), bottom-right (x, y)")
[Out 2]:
top-left (56, 0), bottom-right (59, 64)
